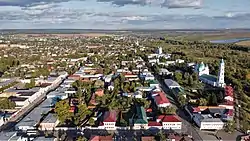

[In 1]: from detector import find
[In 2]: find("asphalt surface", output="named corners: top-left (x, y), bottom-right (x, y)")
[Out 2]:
top-left (156, 75), bottom-right (203, 141)
top-left (234, 91), bottom-right (240, 130)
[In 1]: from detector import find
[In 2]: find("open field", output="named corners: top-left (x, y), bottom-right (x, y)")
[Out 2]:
top-left (236, 41), bottom-right (250, 47)
top-left (175, 32), bottom-right (250, 41)
top-left (18, 33), bottom-right (113, 37)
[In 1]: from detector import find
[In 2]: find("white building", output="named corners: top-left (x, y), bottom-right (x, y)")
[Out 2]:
top-left (217, 59), bottom-right (225, 87)
top-left (195, 62), bottom-right (210, 76)
top-left (175, 59), bottom-right (185, 64)
top-left (157, 115), bottom-right (182, 130)
top-left (133, 91), bottom-right (143, 99)
top-left (144, 73), bottom-right (155, 81)
top-left (196, 59), bottom-right (225, 88)
top-left (101, 110), bottom-right (116, 130)
top-left (193, 114), bottom-right (224, 130)
top-left (158, 47), bottom-right (162, 55)
top-left (159, 68), bottom-right (173, 76)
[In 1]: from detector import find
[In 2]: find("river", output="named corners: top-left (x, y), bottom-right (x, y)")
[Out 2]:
top-left (210, 37), bottom-right (250, 44)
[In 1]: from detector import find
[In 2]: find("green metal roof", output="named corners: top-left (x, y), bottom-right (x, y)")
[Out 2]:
top-left (134, 106), bottom-right (148, 124)
top-left (147, 79), bottom-right (158, 84)
top-left (200, 74), bottom-right (217, 82)
top-left (198, 62), bottom-right (205, 72)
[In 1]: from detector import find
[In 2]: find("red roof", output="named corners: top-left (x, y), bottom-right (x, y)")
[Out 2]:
top-left (141, 136), bottom-right (155, 141)
top-left (168, 134), bottom-right (182, 141)
top-left (99, 122), bottom-right (104, 126)
top-left (103, 110), bottom-right (116, 122)
top-left (40, 83), bottom-right (51, 87)
top-left (146, 108), bottom-right (152, 112)
top-left (89, 136), bottom-right (113, 141)
top-left (157, 115), bottom-right (165, 121)
top-left (225, 109), bottom-right (234, 116)
top-left (69, 106), bottom-right (75, 113)
top-left (68, 74), bottom-right (81, 78)
top-left (192, 107), bottom-right (201, 113)
top-left (148, 121), bottom-right (162, 126)
top-left (225, 86), bottom-right (233, 96)
top-left (222, 100), bottom-right (234, 105)
top-left (153, 92), bottom-right (170, 105)
top-left (95, 89), bottom-right (104, 97)
top-left (162, 115), bottom-right (181, 122)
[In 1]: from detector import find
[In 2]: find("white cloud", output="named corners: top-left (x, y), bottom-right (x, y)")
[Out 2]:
top-left (164, 0), bottom-right (202, 8)
top-left (122, 16), bottom-right (147, 20)
top-left (97, 0), bottom-right (202, 8)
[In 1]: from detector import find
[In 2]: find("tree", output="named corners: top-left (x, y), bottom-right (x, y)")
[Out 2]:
top-left (188, 75), bottom-right (194, 87)
top-left (0, 98), bottom-right (16, 109)
top-left (55, 100), bottom-right (72, 124)
top-left (76, 88), bottom-right (83, 103)
top-left (157, 130), bottom-right (166, 141)
top-left (198, 98), bottom-right (208, 106)
top-left (174, 72), bottom-right (183, 84)
top-left (217, 91), bottom-right (224, 103)
top-left (89, 117), bottom-right (95, 126)
top-left (192, 72), bottom-right (199, 82)
top-left (225, 120), bottom-right (235, 133)
top-left (160, 106), bottom-right (176, 115)
top-left (134, 98), bottom-right (150, 108)
top-left (76, 136), bottom-right (88, 141)
top-left (94, 80), bottom-right (104, 88)
top-left (177, 94), bottom-right (186, 107)
top-left (25, 78), bottom-right (36, 89)
top-left (74, 104), bottom-right (91, 126)
top-left (242, 120), bottom-right (250, 133)
top-left (209, 93), bottom-right (218, 106)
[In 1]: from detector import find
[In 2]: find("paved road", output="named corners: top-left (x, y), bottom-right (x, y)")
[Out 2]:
top-left (234, 91), bottom-right (240, 130)
top-left (156, 75), bottom-right (203, 141)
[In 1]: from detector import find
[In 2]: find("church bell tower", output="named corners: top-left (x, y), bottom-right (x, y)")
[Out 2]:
top-left (217, 59), bottom-right (225, 87)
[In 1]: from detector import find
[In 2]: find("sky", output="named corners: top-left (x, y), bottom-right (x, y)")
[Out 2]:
top-left (0, 0), bottom-right (250, 29)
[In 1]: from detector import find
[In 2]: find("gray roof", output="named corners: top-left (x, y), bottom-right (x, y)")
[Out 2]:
top-left (207, 108), bottom-right (225, 115)
top-left (34, 136), bottom-right (55, 141)
top-left (47, 87), bottom-right (66, 98)
top-left (6, 87), bottom-right (40, 93)
top-left (164, 79), bottom-right (180, 88)
top-left (17, 91), bottom-right (36, 96)
top-left (0, 79), bottom-right (16, 87)
top-left (41, 113), bottom-right (57, 123)
top-left (16, 97), bottom-right (53, 128)
top-left (194, 113), bottom-right (223, 123)
top-left (0, 132), bottom-right (16, 141)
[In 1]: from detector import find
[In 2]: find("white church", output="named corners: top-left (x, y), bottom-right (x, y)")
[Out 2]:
top-left (195, 59), bottom-right (225, 88)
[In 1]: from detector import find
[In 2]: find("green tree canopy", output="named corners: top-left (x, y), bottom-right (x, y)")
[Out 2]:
top-left (225, 120), bottom-right (235, 133)
top-left (74, 104), bottom-right (91, 126)
top-left (0, 98), bottom-right (16, 109)
top-left (198, 98), bottom-right (208, 106)
top-left (174, 72), bottom-right (183, 84)
top-left (177, 94), bottom-right (186, 107)
top-left (160, 106), bottom-right (176, 115)
top-left (55, 100), bottom-right (72, 124)
top-left (76, 136), bottom-right (88, 141)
